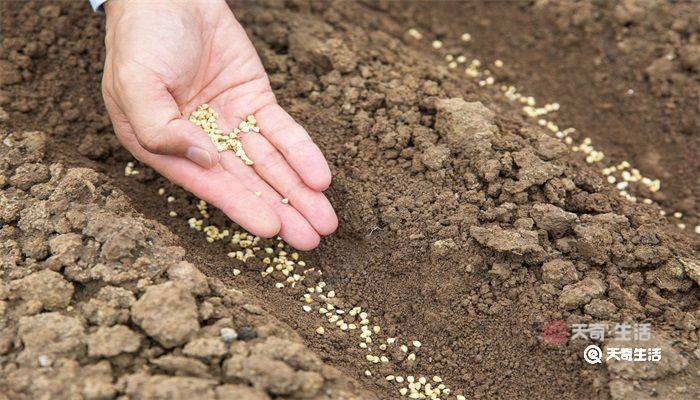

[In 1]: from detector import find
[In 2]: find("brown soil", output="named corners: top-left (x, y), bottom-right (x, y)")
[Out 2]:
top-left (385, 0), bottom-right (700, 231)
top-left (1, 1), bottom-right (698, 400)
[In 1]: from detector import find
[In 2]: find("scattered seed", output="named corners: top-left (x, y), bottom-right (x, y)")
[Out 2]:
top-left (281, 198), bottom-right (289, 204)
top-left (37, 355), bottom-right (51, 367)
top-left (407, 28), bottom-right (423, 40)
top-left (220, 327), bottom-right (238, 342)
top-left (315, 326), bottom-right (325, 335)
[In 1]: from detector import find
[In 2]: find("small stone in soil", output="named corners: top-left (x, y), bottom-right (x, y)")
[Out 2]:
top-left (237, 326), bottom-right (258, 341)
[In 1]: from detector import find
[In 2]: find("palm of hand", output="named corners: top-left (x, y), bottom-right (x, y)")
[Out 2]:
top-left (102, 1), bottom-right (336, 250)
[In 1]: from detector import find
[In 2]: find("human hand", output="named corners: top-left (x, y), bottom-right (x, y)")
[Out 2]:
top-left (101, 0), bottom-right (337, 250)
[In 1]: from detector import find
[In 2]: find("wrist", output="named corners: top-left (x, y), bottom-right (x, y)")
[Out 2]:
top-left (103, 0), bottom-right (124, 15)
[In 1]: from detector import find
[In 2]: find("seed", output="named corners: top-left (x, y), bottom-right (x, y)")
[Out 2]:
top-left (432, 40), bottom-right (443, 49)
top-left (400, 388), bottom-right (408, 396)
top-left (157, 188), bottom-right (165, 196)
top-left (169, 211), bottom-right (177, 217)
top-left (220, 327), bottom-right (238, 342)
top-left (302, 305), bottom-right (312, 312)
top-left (412, 340), bottom-right (422, 348)
top-left (494, 59), bottom-right (504, 68)
top-left (315, 326), bottom-right (325, 335)
top-left (460, 32), bottom-right (472, 42)
top-left (407, 28), bottom-right (423, 40)
top-left (365, 370), bottom-right (372, 377)
top-left (190, 105), bottom-right (255, 165)
top-left (407, 353), bottom-right (416, 361)
top-left (254, 191), bottom-right (261, 197)
top-left (167, 196), bottom-right (175, 203)
top-left (281, 198), bottom-right (289, 204)
top-left (233, 269), bottom-right (241, 276)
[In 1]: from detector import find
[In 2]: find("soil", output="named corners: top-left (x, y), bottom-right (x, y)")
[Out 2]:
top-left (0, 1), bottom-right (698, 400)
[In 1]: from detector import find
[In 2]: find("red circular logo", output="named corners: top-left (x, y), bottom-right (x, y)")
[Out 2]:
top-left (543, 320), bottom-right (568, 345)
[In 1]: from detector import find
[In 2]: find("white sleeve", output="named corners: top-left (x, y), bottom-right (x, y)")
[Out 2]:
top-left (89, 0), bottom-right (109, 13)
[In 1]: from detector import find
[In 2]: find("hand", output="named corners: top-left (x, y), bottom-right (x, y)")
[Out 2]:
top-left (101, 0), bottom-right (337, 250)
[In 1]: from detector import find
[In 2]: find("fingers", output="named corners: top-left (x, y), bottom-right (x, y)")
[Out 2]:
top-left (218, 152), bottom-right (321, 250)
top-left (117, 132), bottom-right (281, 238)
top-left (109, 64), bottom-right (220, 169)
top-left (240, 133), bottom-right (338, 236)
top-left (184, 165), bottom-right (281, 239)
top-left (254, 103), bottom-right (333, 191)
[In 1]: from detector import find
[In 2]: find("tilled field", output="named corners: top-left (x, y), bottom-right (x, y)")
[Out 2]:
top-left (0, 1), bottom-right (698, 399)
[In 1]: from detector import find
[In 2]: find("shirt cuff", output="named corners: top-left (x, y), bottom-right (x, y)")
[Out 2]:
top-left (89, 0), bottom-right (109, 13)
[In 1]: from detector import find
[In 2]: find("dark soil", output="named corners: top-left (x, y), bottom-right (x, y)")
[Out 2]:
top-left (1, 1), bottom-right (698, 399)
top-left (385, 0), bottom-right (700, 230)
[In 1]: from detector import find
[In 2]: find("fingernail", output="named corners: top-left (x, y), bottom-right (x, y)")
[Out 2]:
top-left (185, 146), bottom-right (216, 168)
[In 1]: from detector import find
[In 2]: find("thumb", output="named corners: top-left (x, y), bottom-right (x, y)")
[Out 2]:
top-left (113, 66), bottom-right (219, 169)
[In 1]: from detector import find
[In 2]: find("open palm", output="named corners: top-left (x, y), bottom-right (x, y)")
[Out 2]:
top-left (101, 0), bottom-right (336, 250)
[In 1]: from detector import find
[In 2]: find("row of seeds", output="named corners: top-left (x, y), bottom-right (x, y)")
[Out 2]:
top-left (141, 185), bottom-right (459, 399)
top-left (405, 27), bottom-right (698, 235)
